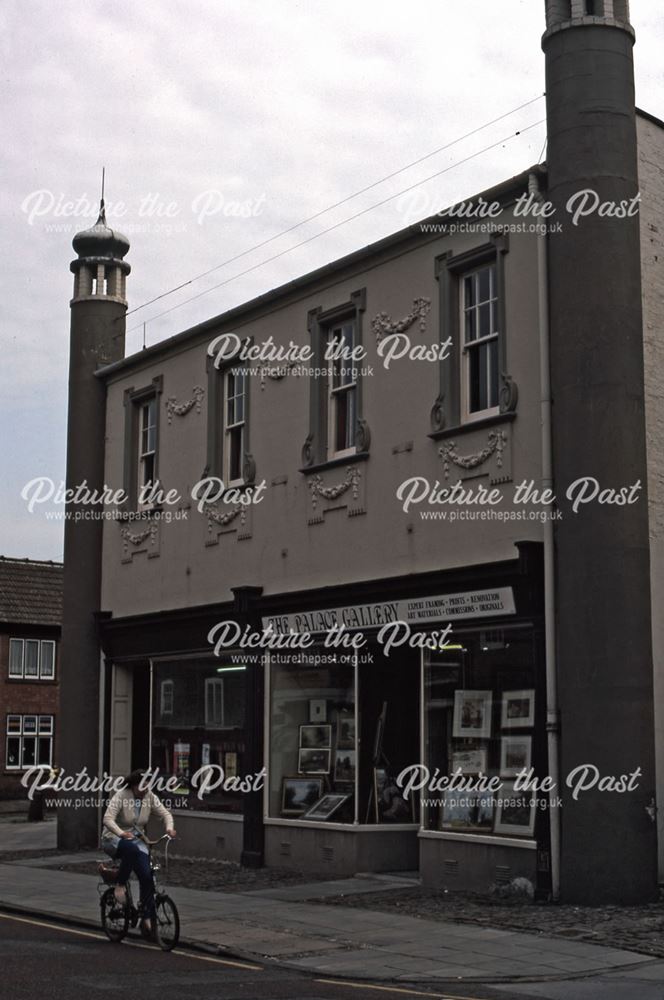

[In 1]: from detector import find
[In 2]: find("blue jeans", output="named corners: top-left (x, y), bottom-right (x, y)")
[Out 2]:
top-left (115, 839), bottom-right (155, 919)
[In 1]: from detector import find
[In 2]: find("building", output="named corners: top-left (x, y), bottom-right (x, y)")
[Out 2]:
top-left (57, 0), bottom-right (664, 904)
top-left (0, 557), bottom-right (62, 798)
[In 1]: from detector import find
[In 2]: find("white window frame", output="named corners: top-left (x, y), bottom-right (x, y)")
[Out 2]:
top-left (224, 367), bottom-right (246, 486)
top-left (138, 396), bottom-right (158, 500)
top-left (7, 638), bottom-right (57, 680)
top-left (460, 263), bottom-right (500, 423)
top-left (5, 714), bottom-right (54, 770)
top-left (327, 320), bottom-right (357, 459)
top-left (40, 641), bottom-right (56, 680)
top-left (8, 638), bottom-right (23, 677)
top-left (205, 677), bottom-right (225, 728)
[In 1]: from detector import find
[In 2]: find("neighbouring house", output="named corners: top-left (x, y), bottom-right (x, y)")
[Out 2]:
top-left (0, 557), bottom-right (62, 800)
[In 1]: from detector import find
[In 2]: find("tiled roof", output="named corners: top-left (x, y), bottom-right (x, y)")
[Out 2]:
top-left (0, 557), bottom-right (63, 627)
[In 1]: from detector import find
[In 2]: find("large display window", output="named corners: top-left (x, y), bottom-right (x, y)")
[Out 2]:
top-left (151, 655), bottom-right (247, 813)
top-left (267, 644), bottom-right (419, 825)
top-left (422, 626), bottom-right (539, 839)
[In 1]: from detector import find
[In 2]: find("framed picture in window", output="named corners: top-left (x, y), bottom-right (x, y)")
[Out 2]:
top-left (302, 792), bottom-right (350, 821)
top-left (281, 776), bottom-right (324, 816)
top-left (336, 714), bottom-right (355, 749)
top-left (298, 748), bottom-right (331, 774)
top-left (299, 724), bottom-right (332, 749)
top-left (451, 748), bottom-right (488, 775)
top-left (499, 736), bottom-right (532, 778)
top-left (452, 690), bottom-right (492, 739)
top-left (501, 690), bottom-right (535, 729)
top-left (334, 749), bottom-right (356, 783)
top-left (493, 781), bottom-right (536, 837)
top-left (441, 789), bottom-right (476, 831)
top-left (309, 699), bottom-right (327, 723)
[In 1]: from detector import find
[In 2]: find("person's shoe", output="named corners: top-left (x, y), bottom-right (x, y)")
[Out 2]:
top-left (140, 919), bottom-right (155, 941)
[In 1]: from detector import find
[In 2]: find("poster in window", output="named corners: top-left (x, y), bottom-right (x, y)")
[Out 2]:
top-left (225, 751), bottom-right (238, 777)
top-left (452, 690), bottom-right (492, 738)
top-left (201, 743), bottom-right (210, 766)
top-left (173, 741), bottom-right (191, 779)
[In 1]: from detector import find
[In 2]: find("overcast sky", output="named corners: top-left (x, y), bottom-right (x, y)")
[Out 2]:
top-left (2, 0), bottom-right (663, 562)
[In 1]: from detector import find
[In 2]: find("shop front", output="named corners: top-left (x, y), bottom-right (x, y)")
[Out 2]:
top-left (260, 542), bottom-right (547, 889)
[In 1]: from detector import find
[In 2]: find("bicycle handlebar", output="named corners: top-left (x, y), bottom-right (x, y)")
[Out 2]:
top-left (136, 833), bottom-right (174, 847)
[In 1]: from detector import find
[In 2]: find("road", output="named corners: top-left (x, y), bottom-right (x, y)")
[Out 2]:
top-left (0, 910), bottom-right (541, 1000)
top-left (1, 910), bottom-right (663, 1000)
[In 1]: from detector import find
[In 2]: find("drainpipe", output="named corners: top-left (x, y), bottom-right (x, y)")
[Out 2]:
top-left (529, 170), bottom-right (561, 902)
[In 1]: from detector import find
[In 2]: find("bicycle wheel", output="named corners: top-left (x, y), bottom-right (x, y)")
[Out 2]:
top-left (154, 893), bottom-right (179, 951)
top-left (101, 887), bottom-right (129, 942)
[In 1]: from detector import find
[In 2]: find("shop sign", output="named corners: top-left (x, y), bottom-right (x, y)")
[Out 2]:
top-left (263, 587), bottom-right (516, 635)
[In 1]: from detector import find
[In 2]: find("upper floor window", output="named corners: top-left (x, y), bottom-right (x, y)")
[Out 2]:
top-left (328, 321), bottom-right (357, 457)
top-left (206, 348), bottom-right (255, 489)
top-left (138, 397), bottom-right (157, 494)
top-left (301, 289), bottom-right (370, 470)
top-left (8, 638), bottom-right (56, 680)
top-left (225, 367), bottom-right (246, 485)
top-left (431, 235), bottom-right (517, 437)
top-left (122, 376), bottom-right (163, 509)
top-left (462, 263), bottom-right (499, 419)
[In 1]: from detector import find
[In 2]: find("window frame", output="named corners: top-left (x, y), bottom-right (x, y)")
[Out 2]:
top-left (5, 714), bottom-right (54, 770)
top-left (122, 376), bottom-right (163, 510)
top-left (206, 344), bottom-right (255, 489)
top-left (7, 638), bottom-right (57, 681)
top-left (460, 262), bottom-right (500, 423)
top-left (430, 234), bottom-right (517, 438)
top-left (224, 365), bottom-right (247, 486)
top-left (301, 288), bottom-right (370, 470)
top-left (327, 319), bottom-right (358, 459)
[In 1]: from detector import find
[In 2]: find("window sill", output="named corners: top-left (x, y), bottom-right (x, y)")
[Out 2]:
top-left (300, 451), bottom-right (370, 475)
top-left (429, 410), bottom-right (516, 441)
top-left (5, 678), bottom-right (57, 685)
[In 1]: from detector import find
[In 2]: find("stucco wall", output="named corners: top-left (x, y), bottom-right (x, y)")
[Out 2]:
top-left (637, 112), bottom-right (664, 878)
top-left (100, 208), bottom-right (544, 618)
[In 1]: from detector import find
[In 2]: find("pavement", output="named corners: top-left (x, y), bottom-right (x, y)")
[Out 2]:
top-left (1, 821), bottom-right (663, 988)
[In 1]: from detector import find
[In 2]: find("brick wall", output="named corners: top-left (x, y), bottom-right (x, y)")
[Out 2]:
top-left (0, 629), bottom-right (60, 799)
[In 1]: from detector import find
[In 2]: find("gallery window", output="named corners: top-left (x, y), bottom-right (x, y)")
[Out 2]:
top-left (461, 263), bottom-right (499, 417)
top-left (6, 714), bottom-right (53, 769)
top-left (422, 626), bottom-right (539, 840)
top-left (8, 639), bottom-right (56, 680)
top-left (267, 644), bottom-right (418, 825)
top-left (151, 657), bottom-right (247, 813)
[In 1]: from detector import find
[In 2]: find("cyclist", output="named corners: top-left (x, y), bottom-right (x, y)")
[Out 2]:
top-left (102, 768), bottom-right (176, 938)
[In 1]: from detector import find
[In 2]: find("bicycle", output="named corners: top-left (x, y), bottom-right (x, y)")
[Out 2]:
top-left (98, 834), bottom-right (180, 951)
